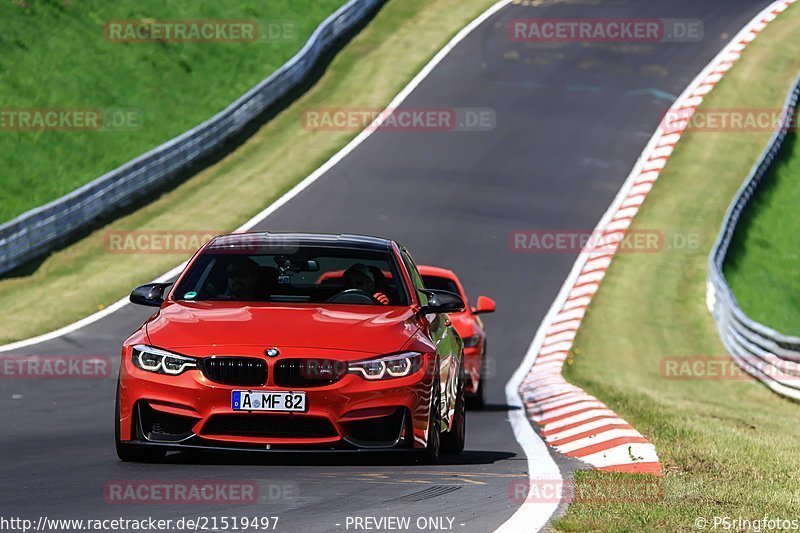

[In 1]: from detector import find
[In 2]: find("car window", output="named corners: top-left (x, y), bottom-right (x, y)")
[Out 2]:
top-left (174, 247), bottom-right (409, 306)
top-left (400, 250), bottom-right (429, 306)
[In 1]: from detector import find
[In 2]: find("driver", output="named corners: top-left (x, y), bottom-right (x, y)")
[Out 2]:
top-left (343, 263), bottom-right (390, 305)
top-left (223, 255), bottom-right (261, 300)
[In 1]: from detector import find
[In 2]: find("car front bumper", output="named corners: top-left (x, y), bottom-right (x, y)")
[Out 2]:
top-left (118, 348), bottom-right (436, 451)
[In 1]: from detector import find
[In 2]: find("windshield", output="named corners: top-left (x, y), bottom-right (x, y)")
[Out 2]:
top-left (173, 247), bottom-right (409, 306)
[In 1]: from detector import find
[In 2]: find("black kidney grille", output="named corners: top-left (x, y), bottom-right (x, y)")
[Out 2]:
top-left (201, 357), bottom-right (267, 386)
top-left (274, 359), bottom-right (347, 388)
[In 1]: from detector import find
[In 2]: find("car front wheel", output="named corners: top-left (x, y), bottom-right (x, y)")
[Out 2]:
top-left (442, 369), bottom-right (466, 455)
top-left (417, 376), bottom-right (442, 464)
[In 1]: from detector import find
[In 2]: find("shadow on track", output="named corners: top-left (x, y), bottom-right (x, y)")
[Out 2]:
top-left (156, 449), bottom-right (517, 467)
top-left (472, 403), bottom-right (520, 412)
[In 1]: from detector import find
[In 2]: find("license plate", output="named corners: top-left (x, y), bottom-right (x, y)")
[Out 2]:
top-left (232, 390), bottom-right (307, 412)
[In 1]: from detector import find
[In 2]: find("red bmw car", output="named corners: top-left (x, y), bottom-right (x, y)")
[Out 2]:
top-left (418, 266), bottom-right (495, 408)
top-left (116, 233), bottom-right (466, 463)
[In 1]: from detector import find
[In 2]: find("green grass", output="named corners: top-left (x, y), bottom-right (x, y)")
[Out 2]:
top-left (0, 0), bottom-right (345, 223)
top-left (724, 127), bottom-right (800, 335)
top-left (0, 0), bottom-right (499, 345)
top-left (552, 4), bottom-right (800, 531)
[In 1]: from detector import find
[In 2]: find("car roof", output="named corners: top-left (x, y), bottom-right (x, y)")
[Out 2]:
top-left (206, 232), bottom-right (394, 252)
top-left (417, 265), bottom-right (458, 280)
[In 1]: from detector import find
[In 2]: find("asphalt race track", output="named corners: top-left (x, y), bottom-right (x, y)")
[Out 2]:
top-left (0, 1), bottom-right (773, 531)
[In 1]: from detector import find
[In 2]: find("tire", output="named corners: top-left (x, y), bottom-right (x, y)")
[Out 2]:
top-left (115, 380), bottom-right (166, 463)
top-left (442, 369), bottom-right (466, 455)
top-left (417, 376), bottom-right (442, 464)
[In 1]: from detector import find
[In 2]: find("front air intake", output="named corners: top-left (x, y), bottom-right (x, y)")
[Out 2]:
top-left (202, 414), bottom-right (337, 439)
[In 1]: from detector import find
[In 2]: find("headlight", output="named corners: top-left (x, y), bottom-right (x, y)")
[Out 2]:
top-left (132, 345), bottom-right (197, 376)
top-left (462, 334), bottom-right (481, 348)
top-left (348, 352), bottom-right (424, 380)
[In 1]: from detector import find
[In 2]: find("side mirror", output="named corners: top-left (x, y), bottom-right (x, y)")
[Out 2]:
top-left (419, 289), bottom-right (465, 315)
top-left (472, 295), bottom-right (496, 315)
top-left (130, 283), bottom-right (172, 307)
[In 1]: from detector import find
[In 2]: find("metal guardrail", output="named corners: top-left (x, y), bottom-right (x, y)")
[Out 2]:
top-left (707, 75), bottom-right (800, 401)
top-left (0, 0), bottom-right (383, 275)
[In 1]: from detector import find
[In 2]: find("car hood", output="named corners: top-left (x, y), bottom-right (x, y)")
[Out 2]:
top-left (145, 302), bottom-right (421, 354)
